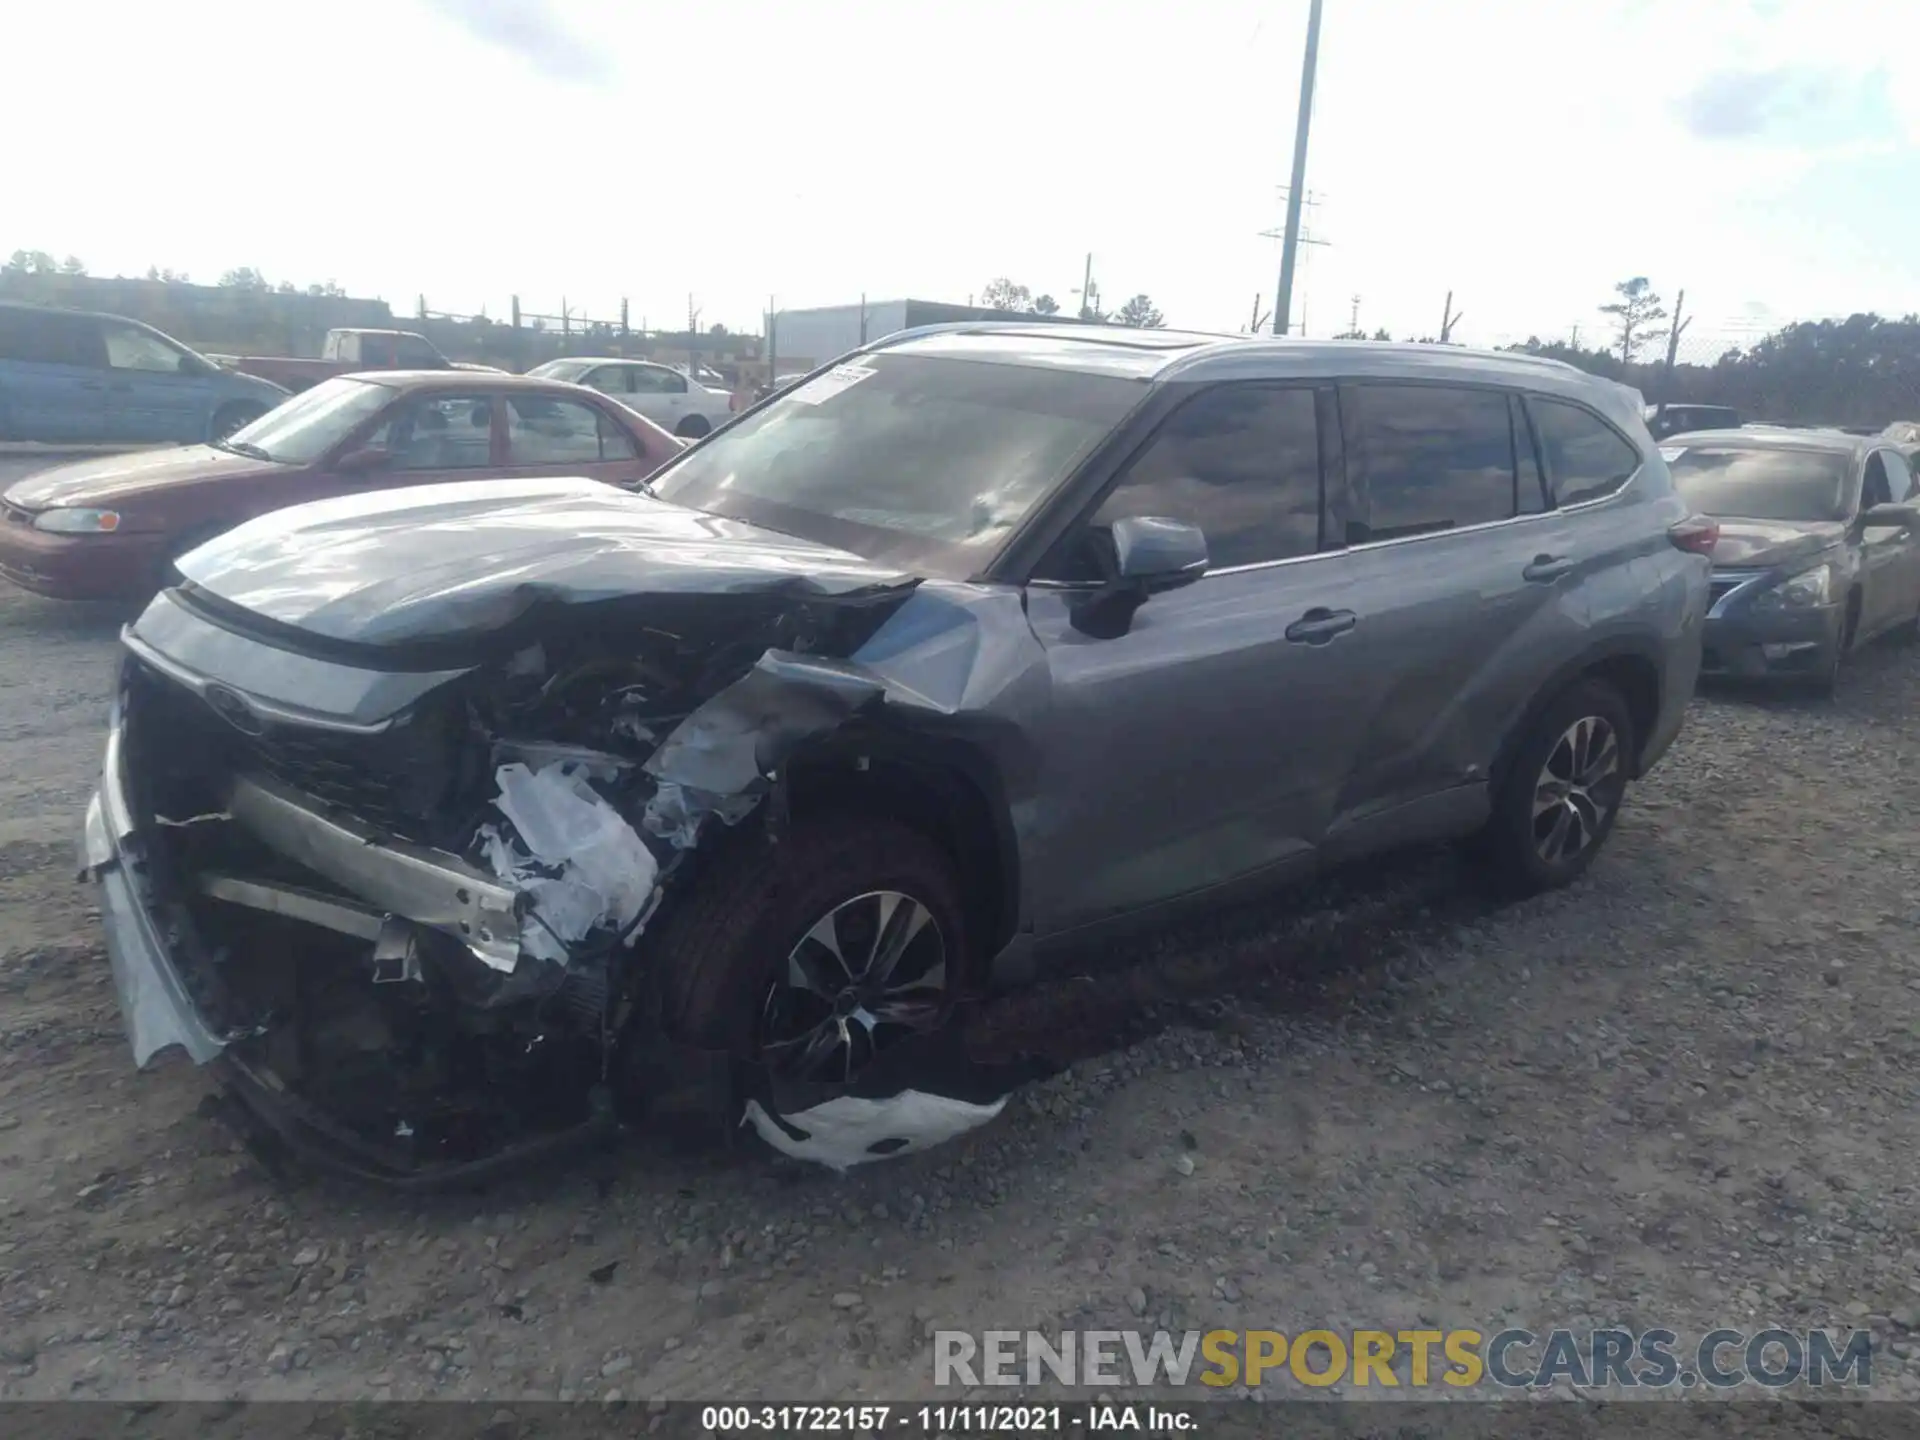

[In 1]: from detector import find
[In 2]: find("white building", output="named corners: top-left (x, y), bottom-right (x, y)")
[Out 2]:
top-left (768, 299), bottom-right (1081, 375)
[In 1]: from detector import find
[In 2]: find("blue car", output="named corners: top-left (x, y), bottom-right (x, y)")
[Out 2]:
top-left (0, 301), bottom-right (288, 446)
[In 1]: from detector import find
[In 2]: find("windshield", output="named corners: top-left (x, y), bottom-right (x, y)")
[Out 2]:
top-left (1667, 445), bottom-right (1851, 523)
top-left (648, 353), bottom-right (1144, 570)
top-left (221, 377), bottom-right (393, 465)
top-left (527, 359), bottom-right (591, 382)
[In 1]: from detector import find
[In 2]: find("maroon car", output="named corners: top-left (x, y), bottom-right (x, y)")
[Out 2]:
top-left (0, 371), bottom-right (683, 601)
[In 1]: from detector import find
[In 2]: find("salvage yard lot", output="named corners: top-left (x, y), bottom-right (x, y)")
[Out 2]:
top-left (4, 486), bottom-right (1920, 1399)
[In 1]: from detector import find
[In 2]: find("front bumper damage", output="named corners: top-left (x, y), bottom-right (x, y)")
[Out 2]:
top-left (84, 585), bottom-right (1052, 1187)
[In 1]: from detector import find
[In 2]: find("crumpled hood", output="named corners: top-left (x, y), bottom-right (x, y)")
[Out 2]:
top-left (3, 445), bottom-right (282, 509)
top-left (172, 476), bottom-right (917, 646)
top-left (1709, 518), bottom-right (1846, 571)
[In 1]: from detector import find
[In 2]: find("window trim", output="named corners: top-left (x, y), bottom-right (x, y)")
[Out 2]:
top-left (1337, 378), bottom-right (1529, 549)
top-left (1521, 391), bottom-right (1645, 511)
top-left (1027, 378), bottom-right (1336, 585)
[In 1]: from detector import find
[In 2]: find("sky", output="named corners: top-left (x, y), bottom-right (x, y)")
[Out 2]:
top-left (5, 0), bottom-right (1916, 352)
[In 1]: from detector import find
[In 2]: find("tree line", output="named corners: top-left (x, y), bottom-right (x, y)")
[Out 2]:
top-left (5, 250), bottom-right (347, 297)
top-left (978, 276), bottom-right (1165, 328)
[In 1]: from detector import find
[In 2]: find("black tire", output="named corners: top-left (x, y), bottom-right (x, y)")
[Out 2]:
top-left (1480, 678), bottom-right (1635, 897)
top-left (674, 414), bottom-right (712, 440)
top-left (651, 813), bottom-right (968, 1074)
top-left (1796, 594), bottom-right (1858, 697)
top-left (208, 403), bottom-right (264, 444)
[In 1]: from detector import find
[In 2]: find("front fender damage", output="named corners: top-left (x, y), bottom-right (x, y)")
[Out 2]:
top-left (113, 581), bottom-right (1058, 1185)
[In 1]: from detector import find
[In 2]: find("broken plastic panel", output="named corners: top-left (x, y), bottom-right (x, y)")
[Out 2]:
top-left (737, 1026), bottom-right (1058, 1173)
top-left (481, 761), bottom-right (659, 969)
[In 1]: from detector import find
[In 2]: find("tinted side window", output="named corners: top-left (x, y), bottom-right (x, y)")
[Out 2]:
top-left (1342, 384), bottom-right (1515, 543)
top-left (0, 309), bottom-right (98, 366)
top-left (1881, 450), bottom-right (1913, 504)
top-left (506, 397), bottom-right (637, 463)
top-left (393, 335), bottom-right (440, 367)
top-left (1863, 453), bottom-right (1893, 510)
top-left (363, 395), bottom-right (495, 470)
top-left (584, 365), bottom-right (633, 395)
top-left (1532, 397), bottom-right (1641, 506)
top-left (1088, 384), bottom-right (1322, 571)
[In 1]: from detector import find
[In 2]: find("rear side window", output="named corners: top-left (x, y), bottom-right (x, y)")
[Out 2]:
top-left (1342, 384), bottom-right (1515, 543)
top-left (506, 396), bottom-right (638, 463)
top-left (0, 308), bottom-right (100, 367)
top-left (1089, 384), bottom-right (1323, 571)
top-left (1531, 398), bottom-right (1641, 506)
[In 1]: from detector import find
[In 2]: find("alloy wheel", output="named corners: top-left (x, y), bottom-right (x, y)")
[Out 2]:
top-left (760, 889), bottom-right (950, 1083)
top-left (1531, 715), bottom-right (1623, 865)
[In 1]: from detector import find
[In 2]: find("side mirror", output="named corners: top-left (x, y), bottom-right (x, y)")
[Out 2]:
top-left (1110, 515), bottom-right (1210, 593)
top-left (334, 446), bottom-right (391, 474)
top-left (1863, 502), bottom-right (1920, 529)
top-left (1069, 516), bottom-right (1210, 639)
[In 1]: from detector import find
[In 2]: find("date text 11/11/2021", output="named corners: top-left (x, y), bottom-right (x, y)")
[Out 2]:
top-left (700, 1405), bottom-right (1198, 1432)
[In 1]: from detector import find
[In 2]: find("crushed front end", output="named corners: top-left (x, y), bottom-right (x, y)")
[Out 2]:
top-left (81, 585), bottom-right (902, 1186)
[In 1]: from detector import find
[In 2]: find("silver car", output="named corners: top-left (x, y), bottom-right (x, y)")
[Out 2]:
top-left (82, 323), bottom-right (1710, 1183)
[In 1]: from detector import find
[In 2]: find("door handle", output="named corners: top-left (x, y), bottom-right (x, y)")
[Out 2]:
top-left (1523, 553), bottom-right (1575, 583)
top-left (107, 382), bottom-right (133, 393)
top-left (1285, 607), bottom-right (1357, 644)
top-left (77, 381), bottom-right (105, 391)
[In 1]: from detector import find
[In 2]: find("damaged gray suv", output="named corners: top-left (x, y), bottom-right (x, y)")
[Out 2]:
top-left (82, 323), bottom-right (1711, 1183)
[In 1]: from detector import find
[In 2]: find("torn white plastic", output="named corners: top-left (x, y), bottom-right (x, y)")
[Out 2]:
top-left (481, 761), bottom-right (659, 969)
top-left (641, 781), bottom-right (760, 850)
top-left (742, 1091), bottom-right (1010, 1173)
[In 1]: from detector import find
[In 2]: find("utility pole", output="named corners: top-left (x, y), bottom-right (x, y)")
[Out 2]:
top-left (1439, 291), bottom-right (1463, 344)
top-left (1570, 323), bottom-right (1581, 349)
top-left (1348, 294), bottom-right (1361, 335)
top-left (766, 294), bottom-right (777, 384)
top-left (1074, 253), bottom-right (1099, 320)
top-left (1273, 0), bottom-right (1326, 336)
top-left (1657, 289), bottom-right (1690, 422)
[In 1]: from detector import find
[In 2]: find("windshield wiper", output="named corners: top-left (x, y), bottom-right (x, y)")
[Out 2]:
top-left (212, 439), bottom-right (274, 461)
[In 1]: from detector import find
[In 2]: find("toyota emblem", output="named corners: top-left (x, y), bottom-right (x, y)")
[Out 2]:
top-left (203, 684), bottom-right (265, 736)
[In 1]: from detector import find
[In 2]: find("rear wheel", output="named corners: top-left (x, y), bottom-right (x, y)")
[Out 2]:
top-left (674, 414), bottom-right (712, 440)
top-left (652, 814), bottom-right (965, 1081)
top-left (1479, 679), bottom-right (1634, 896)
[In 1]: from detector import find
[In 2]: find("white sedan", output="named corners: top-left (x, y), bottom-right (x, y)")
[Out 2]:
top-left (526, 357), bottom-right (733, 439)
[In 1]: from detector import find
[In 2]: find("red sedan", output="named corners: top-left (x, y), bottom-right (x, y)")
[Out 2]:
top-left (0, 371), bottom-right (684, 601)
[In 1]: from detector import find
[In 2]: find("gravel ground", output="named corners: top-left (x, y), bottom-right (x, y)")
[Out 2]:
top-left (3, 457), bottom-right (1919, 1404)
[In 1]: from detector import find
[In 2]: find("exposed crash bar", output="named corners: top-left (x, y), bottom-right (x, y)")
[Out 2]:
top-left (196, 873), bottom-right (388, 942)
top-left (225, 772), bottom-right (522, 969)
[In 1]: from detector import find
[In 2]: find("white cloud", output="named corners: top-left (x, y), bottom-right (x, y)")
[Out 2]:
top-left (2, 0), bottom-right (1913, 345)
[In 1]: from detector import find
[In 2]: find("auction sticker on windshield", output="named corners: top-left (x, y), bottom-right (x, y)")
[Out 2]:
top-left (788, 363), bottom-right (876, 406)
top-left (1659, 446), bottom-right (1687, 462)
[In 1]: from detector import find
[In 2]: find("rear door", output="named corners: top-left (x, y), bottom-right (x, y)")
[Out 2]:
top-left (630, 364), bottom-right (690, 427)
top-left (0, 308), bottom-right (108, 443)
top-left (101, 320), bottom-right (218, 444)
top-left (1318, 383), bottom-right (1625, 856)
top-left (499, 393), bottom-right (657, 487)
top-left (1024, 382), bottom-right (1369, 935)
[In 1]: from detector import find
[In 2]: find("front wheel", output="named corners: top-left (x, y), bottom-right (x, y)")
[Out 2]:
top-left (1479, 679), bottom-right (1634, 896)
top-left (652, 814), bottom-right (966, 1083)
top-left (674, 414), bottom-right (712, 440)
